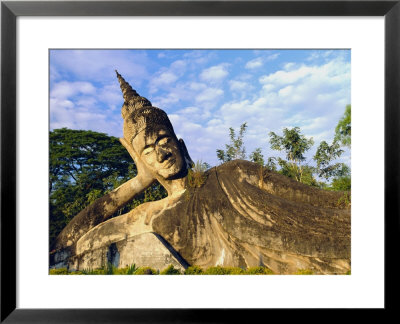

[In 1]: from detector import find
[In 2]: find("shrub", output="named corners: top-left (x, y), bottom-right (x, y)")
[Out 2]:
top-left (112, 267), bottom-right (130, 275)
top-left (187, 160), bottom-right (209, 188)
top-left (49, 268), bottom-right (69, 275)
top-left (88, 269), bottom-right (106, 275)
top-left (134, 267), bottom-right (157, 275)
top-left (204, 266), bottom-right (229, 275)
top-left (295, 269), bottom-right (314, 275)
top-left (184, 266), bottom-right (204, 275)
top-left (337, 192), bottom-right (351, 208)
top-left (245, 266), bottom-right (274, 275)
top-left (126, 264), bottom-right (139, 275)
top-left (204, 266), bottom-right (245, 275)
top-left (160, 265), bottom-right (181, 275)
top-left (227, 267), bottom-right (246, 275)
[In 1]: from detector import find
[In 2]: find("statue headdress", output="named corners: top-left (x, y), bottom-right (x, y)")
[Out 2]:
top-left (116, 70), bottom-right (175, 144)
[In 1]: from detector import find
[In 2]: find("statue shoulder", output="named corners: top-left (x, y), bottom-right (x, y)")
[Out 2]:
top-left (215, 159), bottom-right (259, 173)
top-left (214, 160), bottom-right (261, 184)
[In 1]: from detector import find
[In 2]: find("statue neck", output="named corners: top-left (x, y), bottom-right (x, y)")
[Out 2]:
top-left (158, 176), bottom-right (187, 197)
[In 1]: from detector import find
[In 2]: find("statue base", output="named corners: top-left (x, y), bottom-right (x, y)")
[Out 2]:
top-left (50, 232), bottom-right (189, 272)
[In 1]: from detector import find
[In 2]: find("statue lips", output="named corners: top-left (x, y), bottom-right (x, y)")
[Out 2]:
top-left (162, 157), bottom-right (176, 170)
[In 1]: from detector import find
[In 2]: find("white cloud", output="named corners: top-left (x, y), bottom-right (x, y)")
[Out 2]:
top-left (195, 88), bottom-right (224, 103)
top-left (50, 50), bottom-right (150, 86)
top-left (189, 82), bottom-right (207, 91)
top-left (159, 72), bottom-right (178, 84)
top-left (284, 62), bottom-right (295, 70)
top-left (200, 64), bottom-right (229, 82)
top-left (153, 92), bottom-right (181, 108)
top-left (278, 85), bottom-right (294, 97)
top-left (50, 81), bottom-right (96, 99)
top-left (259, 66), bottom-right (314, 85)
top-left (50, 96), bottom-right (122, 137)
top-left (98, 83), bottom-right (122, 111)
top-left (267, 53), bottom-right (280, 61)
top-left (170, 60), bottom-right (187, 71)
top-left (50, 80), bottom-right (124, 137)
top-left (262, 84), bottom-right (276, 92)
top-left (245, 53), bottom-right (279, 70)
top-left (229, 80), bottom-right (252, 92)
top-left (245, 57), bottom-right (264, 69)
top-left (177, 106), bottom-right (200, 115)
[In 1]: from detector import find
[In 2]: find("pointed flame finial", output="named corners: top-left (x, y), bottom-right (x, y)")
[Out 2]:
top-left (115, 70), bottom-right (152, 118)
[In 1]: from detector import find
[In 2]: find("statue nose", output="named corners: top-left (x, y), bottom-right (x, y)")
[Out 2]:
top-left (156, 147), bottom-right (171, 163)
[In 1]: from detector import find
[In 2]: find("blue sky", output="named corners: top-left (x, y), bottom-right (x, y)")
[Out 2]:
top-left (50, 49), bottom-right (350, 167)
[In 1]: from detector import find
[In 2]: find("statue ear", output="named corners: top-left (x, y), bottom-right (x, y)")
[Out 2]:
top-left (178, 138), bottom-right (194, 169)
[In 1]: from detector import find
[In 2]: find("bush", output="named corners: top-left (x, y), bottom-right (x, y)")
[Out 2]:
top-left (184, 266), bottom-right (204, 275)
top-left (49, 268), bottom-right (69, 275)
top-left (68, 271), bottom-right (84, 275)
top-left (126, 264), bottom-right (139, 275)
top-left (204, 266), bottom-right (245, 275)
top-left (187, 161), bottom-right (209, 188)
top-left (160, 265), bottom-right (181, 275)
top-left (245, 266), bottom-right (274, 275)
top-left (204, 266), bottom-right (230, 275)
top-left (84, 269), bottom-right (107, 275)
top-left (226, 267), bottom-right (245, 275)
top-left (295, 269), bottom-right (314, 275)
top-left (133, 267), bottom-right (157, 275)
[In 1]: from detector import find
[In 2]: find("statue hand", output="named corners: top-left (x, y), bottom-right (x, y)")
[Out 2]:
top-left (119, 137), bottom-right (154, 187)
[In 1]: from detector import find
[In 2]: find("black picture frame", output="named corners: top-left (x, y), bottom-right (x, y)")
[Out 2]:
top-left (1, 0), bottom-right (399, 322)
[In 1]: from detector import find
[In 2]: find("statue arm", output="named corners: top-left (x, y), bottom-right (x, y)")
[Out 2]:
top-left (51, 172), bottom-right (154, 251)
top-left (51, 138), bottom-right (155, 251)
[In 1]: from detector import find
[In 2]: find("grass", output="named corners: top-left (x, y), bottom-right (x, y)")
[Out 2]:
top-left (160, 265), bottom-right (181, 275)
top-left (295, 269), bottom-right (314, 275)
top-left (49, 265), bottom-right (350, 275)
top-left (50, 265), bottom-right (275, 275)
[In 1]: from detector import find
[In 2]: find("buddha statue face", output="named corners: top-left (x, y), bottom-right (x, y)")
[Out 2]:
top-left (116, 70), bottom-right (192, 181)
top-left (131, 124), bottom-right (187, 180)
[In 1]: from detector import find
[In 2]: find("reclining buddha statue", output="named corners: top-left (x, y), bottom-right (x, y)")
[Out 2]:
top-left (50, 71), bottom-right (351, 274)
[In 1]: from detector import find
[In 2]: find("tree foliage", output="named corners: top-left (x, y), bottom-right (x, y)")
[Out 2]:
top-left (313, 140), bottom-right (345, 180)
top-left (334, 104), bottom-right (351, 148)
top-left (249, 147), bottom-right (265, 166)
top-left (216, 122), bottom-right (248, 162)
top-left (268, 127), bottom-right (314, 183)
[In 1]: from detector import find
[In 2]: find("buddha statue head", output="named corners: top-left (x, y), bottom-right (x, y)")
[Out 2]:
top-left (116, 71), bottom-right (193, 181)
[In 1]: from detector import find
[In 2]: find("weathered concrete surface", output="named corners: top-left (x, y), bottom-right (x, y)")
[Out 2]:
top-left (150, 160), bottom-right (351, 274)
top-left (66, 232), bottom-right (188, 271)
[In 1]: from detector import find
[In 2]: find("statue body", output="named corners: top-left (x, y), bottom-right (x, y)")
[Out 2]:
top-left (50, 72), bottom-right (350, 274)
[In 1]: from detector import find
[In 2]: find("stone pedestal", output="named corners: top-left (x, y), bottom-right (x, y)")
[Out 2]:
top-left (52, 232), bottom-right (189, 272)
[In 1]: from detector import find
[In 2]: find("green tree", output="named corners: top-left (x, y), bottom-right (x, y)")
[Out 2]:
top-left (216, 122), bottom-right (248, 162)
top-left (334, 104), bottom-right (351, 148)
top-left (313, 140), bottom-right (345, 181)
top-left (268, 127), bottom-right (314, 183)
top-left (329, 164), bottom-right (351, 191)
top-left (249, 147), bottom-right (265, 166)
top-left (265, 157), bottom-right (277, 171)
